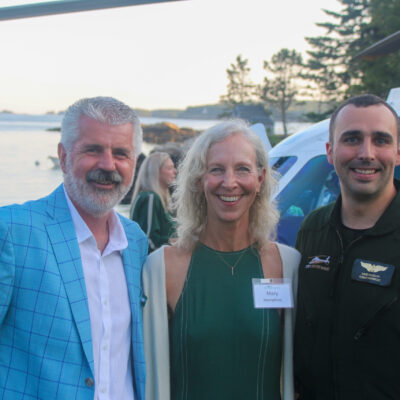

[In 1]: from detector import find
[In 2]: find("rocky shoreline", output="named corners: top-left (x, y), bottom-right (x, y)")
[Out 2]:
top-left (142, 122), bottom-right (200, 144)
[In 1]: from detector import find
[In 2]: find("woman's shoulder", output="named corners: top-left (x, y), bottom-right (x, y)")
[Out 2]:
top-left (142, 246), bottom-right (168, 300)
top-left (275, 242), bottom-right (300, 258)
top-left (164, 245), bottom-right (193, 313)
top-left (144, 244), bottom-right (190, 269)
top-left (146, 244), bottom-right (166, 262)
top-left (274, 242), bottom-right (301, 277)
top-left (143, 246), bottom-right (169, 286)
top-left (164, 245), bottom-right (192, 267)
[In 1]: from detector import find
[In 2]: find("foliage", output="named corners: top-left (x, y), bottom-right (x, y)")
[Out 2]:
top-left (355, 0), bottom-right (400, 97)
top-left (268, 133), bottom-right (286, 147)
top-left (220, 55), bottom-right (255, 108)
top-left (303, 0), bottom-right (400, 120)
top-left (218, 0), bottom-right (400, 127)
top-left (260, 49), bottom-right (304, 137)
top-left (302, 0), bottom-right (371, 120)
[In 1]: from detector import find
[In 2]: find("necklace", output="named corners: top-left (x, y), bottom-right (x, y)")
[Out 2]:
top-left (215, 247), bottom-right (249, 276)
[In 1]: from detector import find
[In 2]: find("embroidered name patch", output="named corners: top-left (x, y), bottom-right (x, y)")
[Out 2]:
top-left (351, 259), bottom-right (395, 287)
top-left (305, 255), bottom-right (331, 271)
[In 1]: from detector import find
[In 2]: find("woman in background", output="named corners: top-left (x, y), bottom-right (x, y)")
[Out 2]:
top-left (143, 120), bottom-right (300, 400)
top-left (130, 151), bottom-right (176, 252)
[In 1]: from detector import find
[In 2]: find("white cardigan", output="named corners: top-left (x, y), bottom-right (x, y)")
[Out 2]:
top-left (142, 243), bottom-right (301, 400)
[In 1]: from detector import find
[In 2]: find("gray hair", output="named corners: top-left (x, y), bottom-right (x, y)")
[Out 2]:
top-left (173, 119), bottom-right (279, 250)
top-left (61, 96), bottom-right (143, 157)
top-left (131, 152), bottom-right (172, 210)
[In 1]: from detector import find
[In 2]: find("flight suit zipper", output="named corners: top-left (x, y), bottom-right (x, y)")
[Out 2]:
top-left (330, 228), bottom-right (363, 296)
top-left (330, 228), bottom-right (363, 400)
top-left (329, 228), bottom-right (344, 297)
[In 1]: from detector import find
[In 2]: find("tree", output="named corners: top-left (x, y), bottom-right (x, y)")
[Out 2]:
top-left (355, 0), bottom-right (400, 97)
top-left (302, 0), bottom-right (371, 120)
top-left (260, 49), bottom-right (303, 137)
top-left (220, 55), bottom-right (255, 106)
top-left (303, 0), bottom-right (400, 121)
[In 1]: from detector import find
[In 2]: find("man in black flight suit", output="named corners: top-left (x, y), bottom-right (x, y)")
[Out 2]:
top-left (295, 94), bottom-right (400, 400)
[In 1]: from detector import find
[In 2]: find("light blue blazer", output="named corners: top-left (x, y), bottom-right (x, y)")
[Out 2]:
top-left (0, 185), bottom-right (148, 400)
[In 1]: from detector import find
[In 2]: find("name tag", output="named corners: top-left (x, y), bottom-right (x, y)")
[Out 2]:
top-left (252, 278), bottom-right (293, 309)
top-left (351, 259), bottom-right (395, 287)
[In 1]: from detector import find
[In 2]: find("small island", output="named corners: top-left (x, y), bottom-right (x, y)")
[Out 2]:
top-left (142, 122), bottom-right (200, 143)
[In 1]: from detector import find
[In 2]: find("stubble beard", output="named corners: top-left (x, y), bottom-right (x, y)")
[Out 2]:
top-left (339, 165), bottom-right (394, 204)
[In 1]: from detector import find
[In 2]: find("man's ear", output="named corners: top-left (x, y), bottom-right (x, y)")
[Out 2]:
top-left (58, 143), bottom-right (68, 173)
top-left (326, 142), bottom-right (334, 165)
top-left (396, 144), bottom-right (400, 166)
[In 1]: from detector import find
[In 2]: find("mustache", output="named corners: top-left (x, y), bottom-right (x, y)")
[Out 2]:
top-left (349, 160), bottom-right (381, 169)
top-left (86, 169), bottom-right (123, 185)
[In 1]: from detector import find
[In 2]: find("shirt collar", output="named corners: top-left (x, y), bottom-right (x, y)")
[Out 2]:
top-left (63, 185), bottom-right (128, 253)
top-left (330, 179), bottom-right (400, 236)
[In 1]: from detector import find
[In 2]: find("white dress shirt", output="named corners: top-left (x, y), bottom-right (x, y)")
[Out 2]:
top-left (64, 187), bottom-right (135, 400)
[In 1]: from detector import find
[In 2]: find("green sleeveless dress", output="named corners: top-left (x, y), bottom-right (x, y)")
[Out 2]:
top-left (170, 243), bottom-right (282, 400)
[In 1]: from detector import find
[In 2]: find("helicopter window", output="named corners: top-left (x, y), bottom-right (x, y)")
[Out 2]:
top-left (276, 157), bottom-right (400, 246)
top-left (277, 155), bottom-right (336, 216)
top-left (395, 166), bottom-right (400, 180)
top-left (315, 169), bottom-right (340, 209)
top-left (276, 155), bottom-right (338, 246)
top-left (269, 156), bottom-right (297, 179)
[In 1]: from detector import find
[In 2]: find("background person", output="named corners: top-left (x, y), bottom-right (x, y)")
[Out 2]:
top-left (120, 152), bottom-right (146, 204)
top-left (295, 94), bottom-right (400, 399)
top-left (143, 120), bottom-right (300, 400)
top-left (130, 151), bottom-right (176, 252)
top-left (0, 97), bottom-right (147, 400)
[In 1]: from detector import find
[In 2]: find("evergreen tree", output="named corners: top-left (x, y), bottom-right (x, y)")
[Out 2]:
top-left (303, 0), bottom-right (370, 120)
top-left (304, 0), bottom-right (400, 120)
top-left (220, 55), bottom-right (255, 106)
top-left (355, 0), bottom-right (400, 97)
top-left (260, 48), bottom-right (303, 137)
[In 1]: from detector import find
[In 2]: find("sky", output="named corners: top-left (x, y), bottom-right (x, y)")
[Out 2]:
top-left (0, 0), bottom-right (342, 114)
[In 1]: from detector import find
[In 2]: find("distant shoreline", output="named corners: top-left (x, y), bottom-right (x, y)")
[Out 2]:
top-left (0, 113), bottom-right (313, 137)
top-left (1, 99), bottom-right (325, 123)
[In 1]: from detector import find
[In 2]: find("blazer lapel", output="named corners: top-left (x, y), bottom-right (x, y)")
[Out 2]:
top-left (122, 240), bottom-right (144, 340)
top-left (121, 219), bottom-right (146, 400)
top-left (45, 185), bottom-right (94, 375)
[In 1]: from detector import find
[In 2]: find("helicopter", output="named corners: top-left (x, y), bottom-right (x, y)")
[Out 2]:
top-left (265, 87), bottom-right (400, 246)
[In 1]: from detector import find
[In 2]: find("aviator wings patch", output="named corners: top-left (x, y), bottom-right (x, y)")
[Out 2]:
top-left (352, 259), bottom-right (395, 287)
top-left (360, 261), bottom-right (388, 273)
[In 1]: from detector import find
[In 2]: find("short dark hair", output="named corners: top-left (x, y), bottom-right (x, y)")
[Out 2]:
top-left (329, 94), bottom-right (400, 144)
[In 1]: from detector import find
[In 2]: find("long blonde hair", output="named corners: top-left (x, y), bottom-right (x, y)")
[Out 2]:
top-left (131, 151), bottom-right (172, 210)
top-left (172, 119), bottom-right (279, 250)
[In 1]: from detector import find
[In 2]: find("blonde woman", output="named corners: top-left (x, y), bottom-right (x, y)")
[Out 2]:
top-left (143, 120), bottom-right (301, 400)
top-left (130, 151), bottom-right (176, 252)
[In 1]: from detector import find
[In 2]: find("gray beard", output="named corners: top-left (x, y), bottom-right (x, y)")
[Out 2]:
top-left (63, 158), bottom-right (132, 217)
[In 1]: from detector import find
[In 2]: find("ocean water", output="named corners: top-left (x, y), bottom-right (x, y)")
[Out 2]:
top-left (0, 116), bottom-right (221, 208)
top-left (0, 115), bottom-right (310, 209)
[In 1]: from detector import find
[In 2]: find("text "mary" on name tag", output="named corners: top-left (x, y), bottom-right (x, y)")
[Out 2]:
top-left (252, 278), bottom-right (293, 309)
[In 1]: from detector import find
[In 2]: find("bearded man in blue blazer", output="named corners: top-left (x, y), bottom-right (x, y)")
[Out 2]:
top-left (0, 97), bottom-right (148, 400)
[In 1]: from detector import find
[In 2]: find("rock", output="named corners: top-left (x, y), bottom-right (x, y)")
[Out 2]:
top-left (142, 122), bottom-right (199, 144)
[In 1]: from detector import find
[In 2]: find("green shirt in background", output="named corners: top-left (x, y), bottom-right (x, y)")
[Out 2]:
top-left (130, 191), bottom-right (175, 253)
